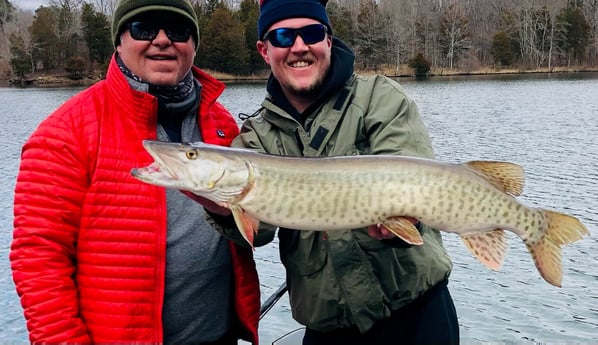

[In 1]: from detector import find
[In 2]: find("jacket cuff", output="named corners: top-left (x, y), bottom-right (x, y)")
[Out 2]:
top-left (205, 209), bottom-right (238, 229)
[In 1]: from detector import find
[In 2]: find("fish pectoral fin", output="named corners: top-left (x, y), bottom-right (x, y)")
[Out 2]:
top-left (464, 161), bottom-right (524, 196)
top-left (461, 229), bottom-right (508, 271)
top-left (230, 205), bottom-right (260, 248)
top-left (381, 216), bottom-right (424, 245)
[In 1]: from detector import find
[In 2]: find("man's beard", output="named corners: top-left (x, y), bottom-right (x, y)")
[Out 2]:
top-left (287, 75), bottom-right (325, 100)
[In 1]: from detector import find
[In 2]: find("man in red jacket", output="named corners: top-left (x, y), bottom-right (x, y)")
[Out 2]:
top-left (10, 0), bottom-right (259, 344)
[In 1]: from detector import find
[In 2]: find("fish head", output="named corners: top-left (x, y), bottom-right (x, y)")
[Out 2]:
top-left (131, 140), bottom-right (251, 204)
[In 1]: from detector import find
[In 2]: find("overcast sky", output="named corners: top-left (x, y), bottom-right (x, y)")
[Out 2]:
top-left (16, 0), bottom-right (49, 11)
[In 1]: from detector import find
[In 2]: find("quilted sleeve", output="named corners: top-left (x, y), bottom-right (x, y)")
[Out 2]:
top-left (10, 103), bottom-right (92, 343)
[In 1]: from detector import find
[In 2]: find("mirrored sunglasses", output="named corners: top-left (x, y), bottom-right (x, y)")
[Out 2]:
top-left (127, 21), bottom-right (192, 43)
top-left (263, 24), bottom-right (328, 48)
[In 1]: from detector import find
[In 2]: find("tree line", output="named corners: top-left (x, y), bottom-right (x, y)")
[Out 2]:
top-left (0, 0), bottom-right (596, 81)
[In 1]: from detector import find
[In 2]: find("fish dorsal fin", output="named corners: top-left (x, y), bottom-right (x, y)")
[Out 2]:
top-left (230, 205), bottom-right (260, 248)
top-left (381, 216), bottom-right (424, 245)
top-left (465, 161), bottom-right (524, 196)
top-left (461, 229), bottom-right (508, 270)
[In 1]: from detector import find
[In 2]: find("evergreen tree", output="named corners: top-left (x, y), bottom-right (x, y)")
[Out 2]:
top-left (64, 55), bottom-right (86, 79)
top-left (30, 6), bottom-right (60, 72)
top-left (238, 0), bottom-right (264, 74)
top-left (491, 31), bottom-right (514, 66)
top-left (81, 3), bottom-right (112, 67)
top-left (55, 0), bottom-right (79, 63)
top-left (194, 1), bottom-right (210, 65)
top-left (200, 6), bottom-right (248, 74)
top-left (9, 31), bottom-right (32, 79)
top-left (497, 9), bottom-right (521, 65)
top-left (555, 3), bottom-right (591, 64)
top-left (408, 52), bottom-right (431, 77)
top-left (3, 0), bottom-right (598, 78)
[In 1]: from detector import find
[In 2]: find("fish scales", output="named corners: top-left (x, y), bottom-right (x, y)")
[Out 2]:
top-left (131, 140), bottom-right (590, 287)
top-left (244, 157), bottom-right (537, 239)
top-left (247, 164), bottom-right (398, 228)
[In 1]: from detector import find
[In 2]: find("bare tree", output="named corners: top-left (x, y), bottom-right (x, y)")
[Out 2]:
top-left (379, 0), bottom-right (414, 74)
top-left (89, 0), bottom-right (118, 16)
top-left (49, 0), bottom-right (83, 9)
top-left (3, 0), bottom-right (598, 78)
top-left (541, 0), bottom-right (568, 70)
top-left (354, 0), bottom-right (387, 69)
top-left (332, 0), bottom-right (361, 20)
top-left (439, 3), bottom-right (471, 69)
top-left (513, 0), bottom-right (554, 68)
top-left (417, 0), bottom-right (443, 69)
top-left (581, 0), bottom-right (598, 64)
top-left (0, 0), bottom-right (15, 34)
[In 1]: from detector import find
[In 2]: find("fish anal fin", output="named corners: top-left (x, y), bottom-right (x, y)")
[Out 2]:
top-left (230, 205), bottom-right (259, 248)
top-left (461, 229), bottom-right (508, 271)
top-left (381, 216), bottom-right (424, 245)
top-left (465, 161), bottom-right (525, 196)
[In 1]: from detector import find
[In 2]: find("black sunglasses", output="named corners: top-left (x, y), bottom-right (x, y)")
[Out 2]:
top-left (263, 24), bottom-right (328, 48)
top-left (127, 21), bottom-right (192, 43)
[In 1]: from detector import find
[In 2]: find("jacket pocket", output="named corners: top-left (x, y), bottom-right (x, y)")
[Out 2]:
top-left (279, 229), bottom-right (327, 276)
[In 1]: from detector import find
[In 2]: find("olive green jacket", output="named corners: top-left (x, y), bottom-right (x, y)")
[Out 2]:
top-left (230, 73), bottom-right (452, 333)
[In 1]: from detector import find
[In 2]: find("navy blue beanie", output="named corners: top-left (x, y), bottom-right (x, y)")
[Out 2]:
top-left (258, 0), bottom-right (332, 40)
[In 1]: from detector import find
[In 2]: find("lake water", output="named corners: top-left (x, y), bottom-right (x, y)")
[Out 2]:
top-left (1, 73), bottom-right (597, 344)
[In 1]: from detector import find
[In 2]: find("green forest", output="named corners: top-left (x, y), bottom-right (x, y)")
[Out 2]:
top-left (0, 0), bottom-right (597, 84)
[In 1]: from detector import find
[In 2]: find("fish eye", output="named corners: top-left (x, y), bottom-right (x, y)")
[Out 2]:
top-left (185, 149), bottom-right (199, 160)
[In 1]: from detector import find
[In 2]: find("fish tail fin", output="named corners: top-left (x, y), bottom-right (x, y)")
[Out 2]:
top-left (526, 209), bottom-right (589, 287)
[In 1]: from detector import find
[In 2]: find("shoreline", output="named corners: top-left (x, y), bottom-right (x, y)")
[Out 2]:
top-left (3, 66), bottom-right (598, 88)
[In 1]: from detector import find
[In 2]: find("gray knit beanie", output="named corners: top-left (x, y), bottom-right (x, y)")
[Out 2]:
top-left (112, 0), bottom-right (199, 48)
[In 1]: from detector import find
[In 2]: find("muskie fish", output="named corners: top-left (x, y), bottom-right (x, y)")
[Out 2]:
top-left (131, 140), bottom-right (589, 287)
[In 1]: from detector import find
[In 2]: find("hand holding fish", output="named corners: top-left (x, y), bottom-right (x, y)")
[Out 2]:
top-left (368, 224), bottom-right (396, 240)
top-left (368, 216), bottom-right (418, 240)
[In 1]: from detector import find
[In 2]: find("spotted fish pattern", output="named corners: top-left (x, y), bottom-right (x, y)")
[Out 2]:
top-left (132, 141), bottom-right (590, 287)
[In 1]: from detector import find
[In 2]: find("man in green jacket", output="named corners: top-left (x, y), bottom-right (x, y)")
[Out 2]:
top-left (232, 0), bottom-right (459, 343)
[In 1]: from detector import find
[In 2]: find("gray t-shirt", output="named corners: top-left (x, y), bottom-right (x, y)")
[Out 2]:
top-left (159, 109), bottom-right (234, 344)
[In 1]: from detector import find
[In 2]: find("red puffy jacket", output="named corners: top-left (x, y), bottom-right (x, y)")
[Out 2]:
top-left (11, 55), bottom-right (259, 344)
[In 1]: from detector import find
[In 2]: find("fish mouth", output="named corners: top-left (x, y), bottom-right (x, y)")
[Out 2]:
top-left (131, 160), bottom-right (181, 187)
top-left (131, 141), bottom-right (186, 186)
top-left (131, 161), bottom-right (171, 181)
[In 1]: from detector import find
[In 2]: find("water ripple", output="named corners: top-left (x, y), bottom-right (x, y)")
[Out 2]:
top-left (2, 76), bottom-right (598, 344)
